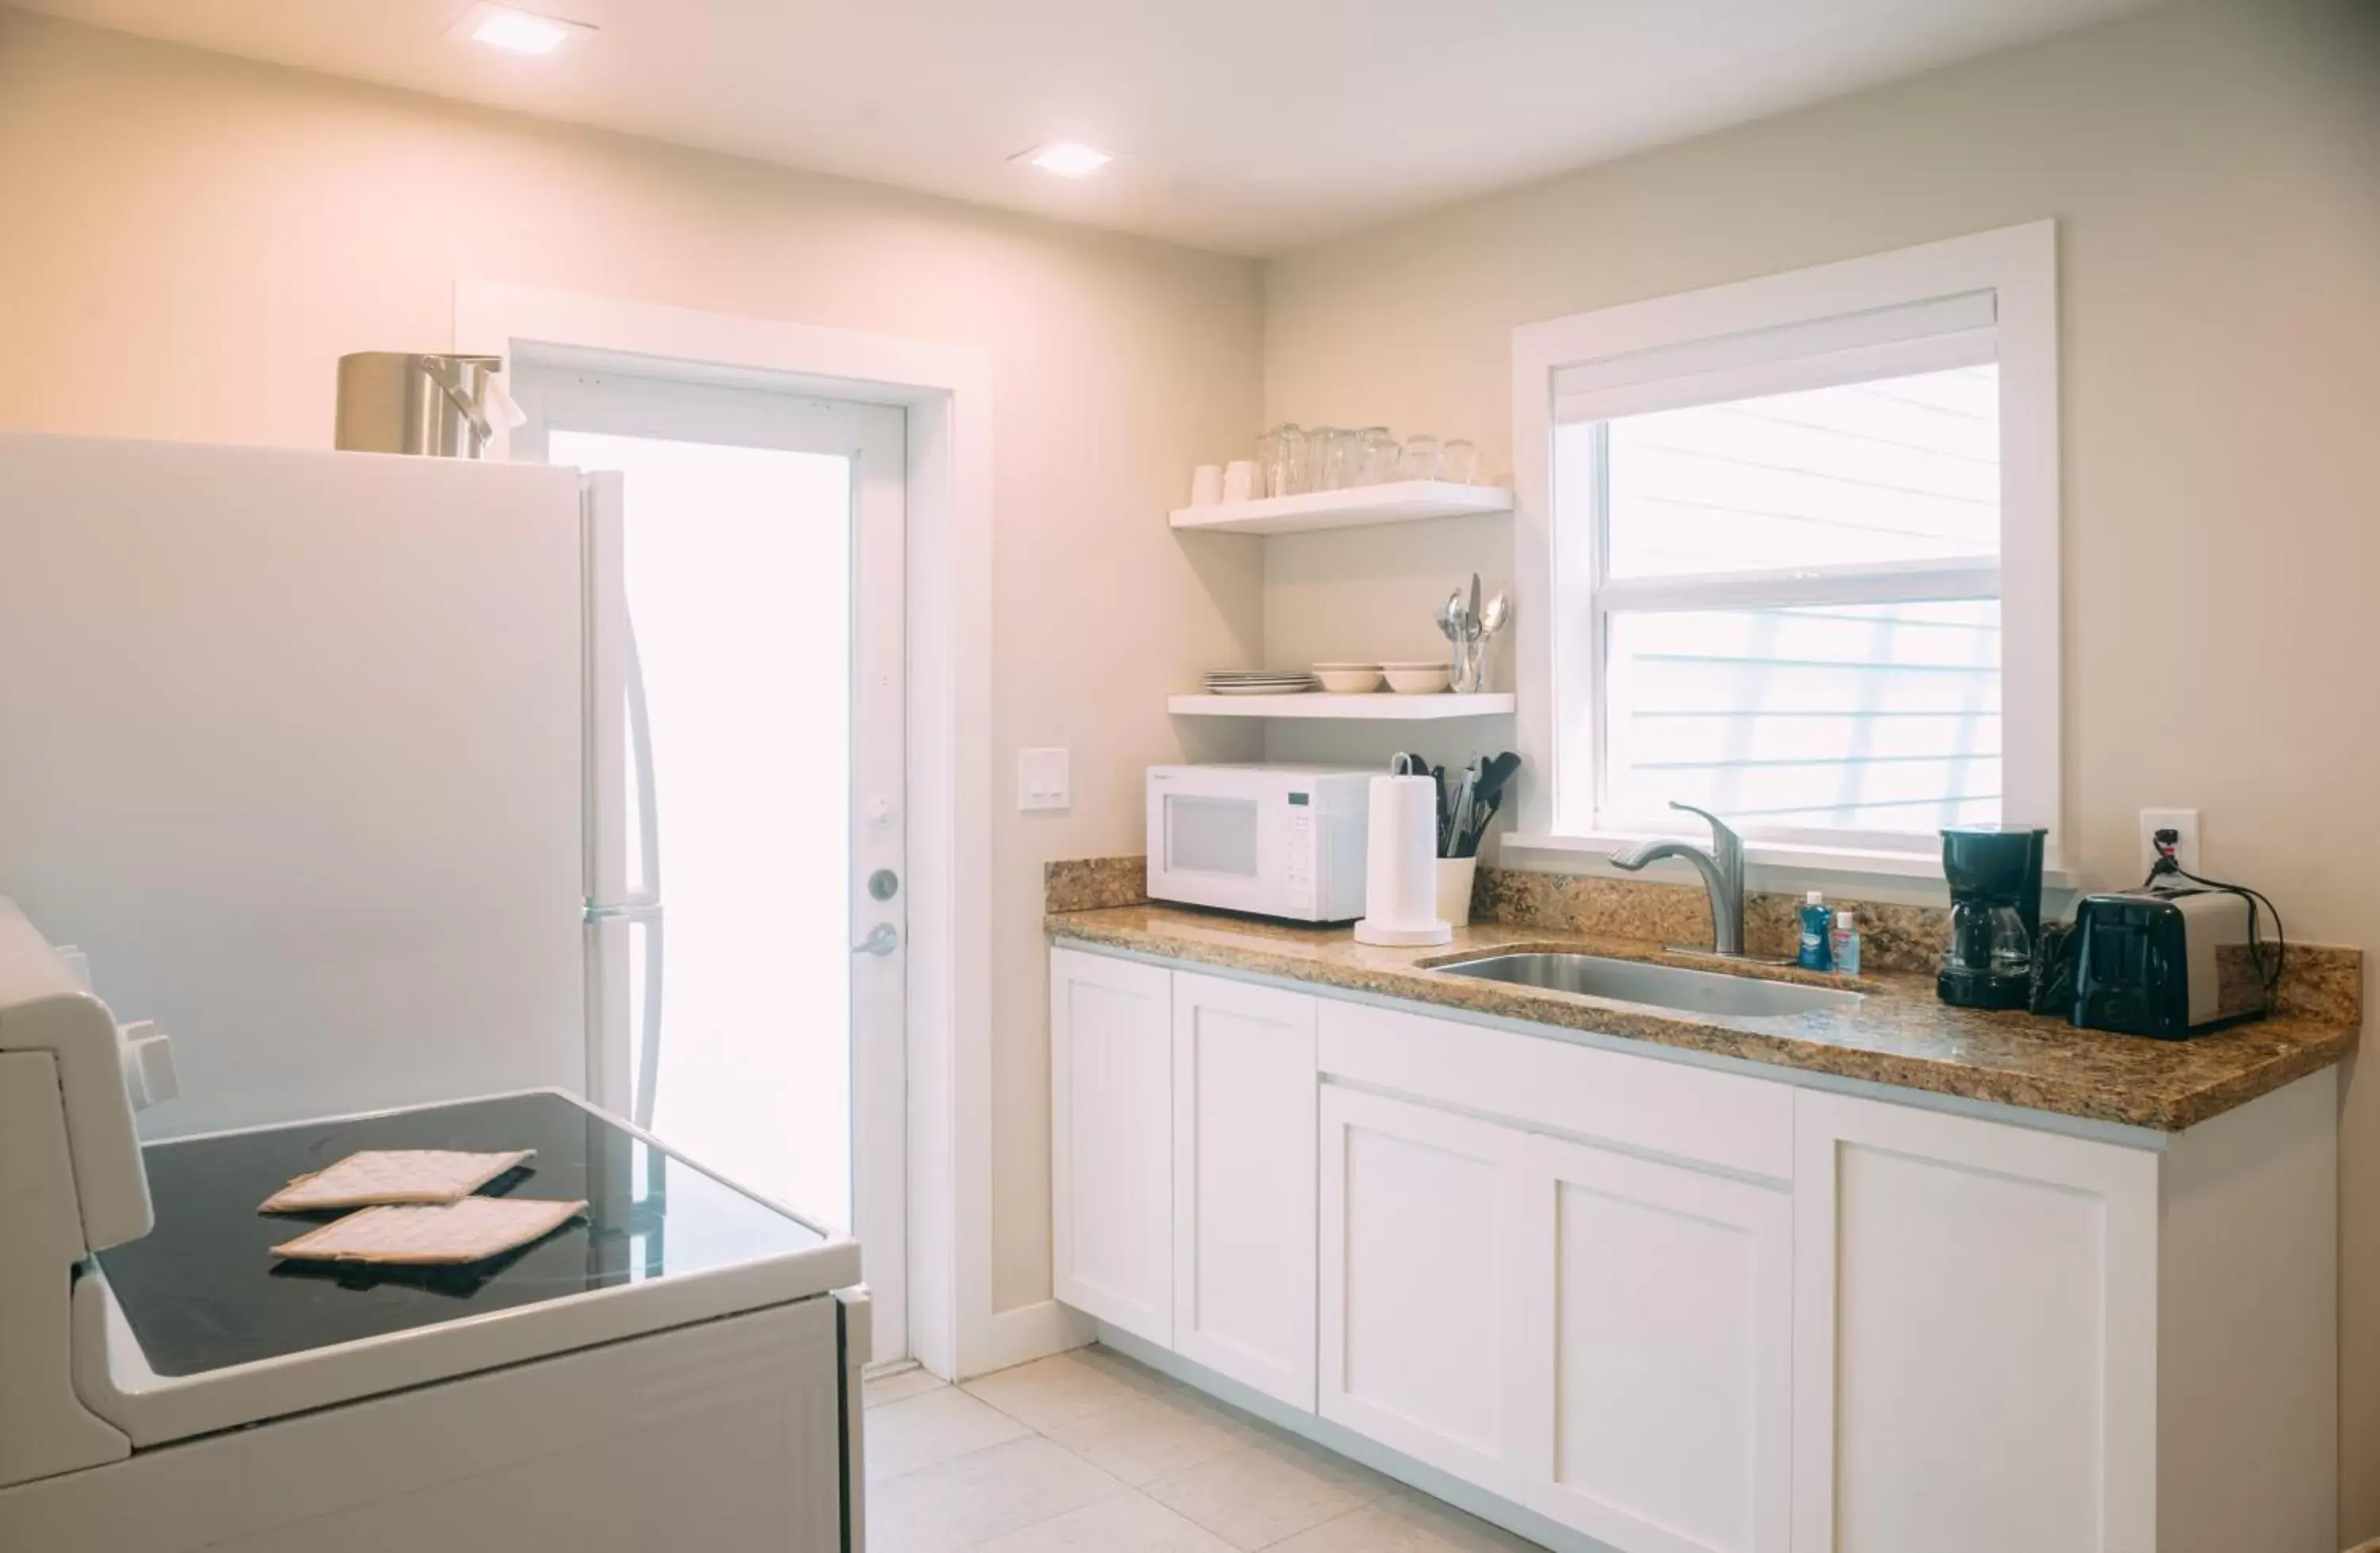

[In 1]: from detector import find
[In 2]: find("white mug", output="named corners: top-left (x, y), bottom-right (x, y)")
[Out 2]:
top-left (1223, 460), bottom-right (1258, 503)
top-left (1189, 464), bottom-right (1224, 507)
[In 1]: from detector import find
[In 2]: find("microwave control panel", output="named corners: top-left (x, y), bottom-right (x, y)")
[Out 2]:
top-left (1284, 791), bottom-right (1316, 913)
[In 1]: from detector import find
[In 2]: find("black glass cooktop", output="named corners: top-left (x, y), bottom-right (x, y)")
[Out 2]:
top-left (96, 1092), bottom-right (829, 1378)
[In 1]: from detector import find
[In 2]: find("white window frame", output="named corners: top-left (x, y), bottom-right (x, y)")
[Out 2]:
top-left (1507, 222), bottom-right (2062, 882)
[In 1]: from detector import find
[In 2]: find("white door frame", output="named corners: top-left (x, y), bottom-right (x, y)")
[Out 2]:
top-left (456, 280), bottom-right (993, 1382)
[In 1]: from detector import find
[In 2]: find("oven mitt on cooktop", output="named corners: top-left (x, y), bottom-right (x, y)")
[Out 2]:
top-left (269, 1196), bottom-right (588, 1265)
top-left (259, 1148), bottom-right (536, 1213)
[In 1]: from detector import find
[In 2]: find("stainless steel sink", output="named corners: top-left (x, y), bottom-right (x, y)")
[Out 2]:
top-left (1435, 952), bottom-right (1863, 1018)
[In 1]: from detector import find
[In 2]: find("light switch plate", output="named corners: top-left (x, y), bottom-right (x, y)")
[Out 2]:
top-left (1018, 748), bottom-right (1070, 812)
top-left (2140, 807), bottom-right (2200, 880)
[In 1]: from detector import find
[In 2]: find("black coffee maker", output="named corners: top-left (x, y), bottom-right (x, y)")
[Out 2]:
top-left (1939, 826), bottom-right (2048, 1009)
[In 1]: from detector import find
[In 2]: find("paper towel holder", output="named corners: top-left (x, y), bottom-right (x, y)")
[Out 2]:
top-left (1354, 768), bottom-right (1453, 947)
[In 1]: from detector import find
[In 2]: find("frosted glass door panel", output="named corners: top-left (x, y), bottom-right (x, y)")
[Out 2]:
top-left (551, 430), bottom-right (854, 1227)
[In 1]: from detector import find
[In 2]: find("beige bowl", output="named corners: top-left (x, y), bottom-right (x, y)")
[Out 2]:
top-left (1382, 661), bottom-right (1452, 694)
top-left (1312, 663), bottom-right (1384, 693)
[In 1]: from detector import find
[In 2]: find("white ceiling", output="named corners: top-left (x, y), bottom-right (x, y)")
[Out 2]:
top-left (16, 0), bottom-right (2155, 254)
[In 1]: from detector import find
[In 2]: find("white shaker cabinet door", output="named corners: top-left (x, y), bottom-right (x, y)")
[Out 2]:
top-left (1050, 948), bottom-right (1174, 1345)
top-left (1509, 1133), bottom-right (1791, 1553)
top-left (1171, 971), bottom-right (1318, 1409)
top-left (1792, 1088), bottom-right (2159, 1553)
top-left (1318, 1084), bottom-right (1531, 1493)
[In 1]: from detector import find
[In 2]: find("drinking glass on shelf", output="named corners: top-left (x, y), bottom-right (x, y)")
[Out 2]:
top-left (1399, 435), bottom-right (1441, 481)
top-left (1359, 428), bottom-right (1401, 485)
top-left (1440, 439), bottom-right (1480, 484)
top-left (1314, 428), bottom-right (1357, 491)
top-left (1261, 424), bottom-right (1309, 497)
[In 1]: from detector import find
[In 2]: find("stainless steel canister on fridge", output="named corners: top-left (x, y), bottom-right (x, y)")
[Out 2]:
top-left (334, 352), bottom-right (522, 458)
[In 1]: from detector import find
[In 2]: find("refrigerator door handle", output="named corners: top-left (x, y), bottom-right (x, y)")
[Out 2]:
top-left (632, 908), bottom-right (664, 1131)
top-left (580, 469), bottom-right (666, 1125)
top-left (580, 901), bottom-right (663, 1127)
top-left (620, 600), bottom-right (664, 1132)
top-left (624, 611), bottom-right (662, 907)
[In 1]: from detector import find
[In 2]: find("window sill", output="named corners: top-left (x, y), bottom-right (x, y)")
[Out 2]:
top-left (1499, 830), bottom-right (2078, 896)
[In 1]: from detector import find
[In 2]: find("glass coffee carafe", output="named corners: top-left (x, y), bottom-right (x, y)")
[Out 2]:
top-left (1944, 899), bottom-right (2033, 1004)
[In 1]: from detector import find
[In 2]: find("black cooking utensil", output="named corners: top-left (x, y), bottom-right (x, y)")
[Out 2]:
top-left (1456, 752), bottom-right (1520, 857)
top-left (1472, 751), bottom-right (1519, 808)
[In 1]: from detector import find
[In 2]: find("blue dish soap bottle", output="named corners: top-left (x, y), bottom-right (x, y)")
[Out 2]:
top-left (1797, 890), bottom-right (1833, 971)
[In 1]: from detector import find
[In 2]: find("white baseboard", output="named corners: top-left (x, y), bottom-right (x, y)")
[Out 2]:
top-left (1095, 1324), bottom-right (1614, 1553)
top-left (973, 1300), bottom-right (1095, 1377)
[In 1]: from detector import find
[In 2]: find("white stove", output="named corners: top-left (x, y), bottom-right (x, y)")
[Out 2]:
top-left (0, 899), bottom-right (869, 1551)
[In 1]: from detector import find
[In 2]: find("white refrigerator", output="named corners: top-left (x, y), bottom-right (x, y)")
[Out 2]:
top-left (0, 431), bottom-right (651, 1141)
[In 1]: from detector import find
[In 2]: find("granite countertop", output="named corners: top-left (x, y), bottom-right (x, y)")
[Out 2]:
top-left (1046, 903), bottom-right (2362, 1132)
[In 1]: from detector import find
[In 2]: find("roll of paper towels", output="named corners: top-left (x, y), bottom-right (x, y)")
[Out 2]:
top-left (1353, 773), bottom-right (1451, 946)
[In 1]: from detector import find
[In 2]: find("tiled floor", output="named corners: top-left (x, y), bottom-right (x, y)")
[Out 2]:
top-left (862, 1346), bottom-right (1548, 1553)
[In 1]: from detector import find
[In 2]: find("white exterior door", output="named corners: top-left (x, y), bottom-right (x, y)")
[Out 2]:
top-left (1318, 1083), bottom-right (1530, 1491)
top-left (1792, 1088), bottom-right (2159, 1553)
top-left (1050, 947), bottom-right (1174, 1344)
top-left (1171, 970), bottom-right (1317, 1410)
top-left (1510, 1133), bottom-right (1791, 1553)
top-left (514, 367), bottom-right (909, 1361)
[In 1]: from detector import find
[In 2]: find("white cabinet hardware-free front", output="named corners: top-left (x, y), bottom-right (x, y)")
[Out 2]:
top-left (1049, 949), bottom-right (1172, 1344)
top-left (1318, 1083), bottom-right (1530, 1489)
top-left (1049, 949), bottom-right (1320, 1409)
top-left (1046, 941), bottom-right (2340, 1553)
top-left (1171, 973), bottom-right (1317, 1409)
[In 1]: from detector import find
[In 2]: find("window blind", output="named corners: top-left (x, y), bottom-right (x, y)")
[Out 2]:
top-left (1555, 290), bottom-right (1997, 426)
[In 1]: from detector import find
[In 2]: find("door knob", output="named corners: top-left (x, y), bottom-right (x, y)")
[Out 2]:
top-left (851, 923), bottom-right (900, 957)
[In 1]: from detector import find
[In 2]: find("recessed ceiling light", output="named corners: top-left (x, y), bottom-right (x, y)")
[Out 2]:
top-left (455, 5), bottom-right (590, 56)
top-left (1017, 143), bottom-right (1113, 179)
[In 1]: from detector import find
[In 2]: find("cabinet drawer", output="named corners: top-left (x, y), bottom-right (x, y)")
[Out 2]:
top-left (1317, 997), bottom-right (1792, 1180)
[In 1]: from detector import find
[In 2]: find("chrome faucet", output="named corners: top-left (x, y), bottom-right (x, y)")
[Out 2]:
top-left (1608, 801), bottom-right (1747, 957)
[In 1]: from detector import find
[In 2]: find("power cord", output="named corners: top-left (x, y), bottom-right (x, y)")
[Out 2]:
top-left (2142, 830), bottom-right (2286, 995)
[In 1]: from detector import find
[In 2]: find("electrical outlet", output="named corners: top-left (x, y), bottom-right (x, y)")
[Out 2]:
top-left (1017, 748), bottom-right (1070, 812)
top-left (2139, 808), bottom-right (2200, 881)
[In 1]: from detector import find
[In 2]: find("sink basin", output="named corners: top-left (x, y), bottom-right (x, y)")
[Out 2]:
top-left (1436, 952), bottom-right (1862, 1018)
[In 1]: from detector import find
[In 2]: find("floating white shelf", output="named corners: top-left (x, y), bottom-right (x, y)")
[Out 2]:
top-left (1169, 480), bottom-right (1512, 536)
top-left (1168, 692), bottom-right (1516, 720)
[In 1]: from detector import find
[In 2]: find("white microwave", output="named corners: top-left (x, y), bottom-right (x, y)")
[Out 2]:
top-left (1146, 765), bottom-right (1372, 922)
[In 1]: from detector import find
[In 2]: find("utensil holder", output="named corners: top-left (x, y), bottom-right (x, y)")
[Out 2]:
top-left (1435, 857), bottom-right (1478, 928)
top-left (1450, 635), bottom-right (1489, 693)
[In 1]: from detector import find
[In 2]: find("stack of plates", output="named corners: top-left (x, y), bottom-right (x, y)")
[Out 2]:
top-left (1203, 669), bottom-right (1319, 696)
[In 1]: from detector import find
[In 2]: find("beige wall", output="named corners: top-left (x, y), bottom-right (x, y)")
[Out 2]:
top-left (1261, 0), bottom-right (2380, 1532)
top-left (0, 10), bottom-right (1266, 1319)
